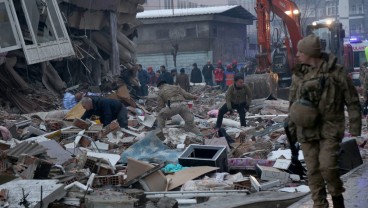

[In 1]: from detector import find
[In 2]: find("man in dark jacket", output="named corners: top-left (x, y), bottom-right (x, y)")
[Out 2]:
top-left (81, 97), bottom-right (128, 128)
top-left (158, 65), bottom-right (174, 84)
top-left (215, 74), bottom-right (252, 129)
top-left (202, 61), bottom-right (214, 86)
top-left (190, 63), bottom-right (202, 84)
top-left (138, 64), bottom-right (150, 96)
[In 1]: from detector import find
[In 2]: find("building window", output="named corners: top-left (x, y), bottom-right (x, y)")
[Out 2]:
top-left (3, 0), bottom-right (74, 64)
top-left (326, 2), bottom-right (336, 16)
top-left (0, 0), bottom-right (22, 52)
top-left (350, 23), bottom-right (364, 34)
top-left (351, 4), bottom-right (364, 15)
top-left (164, 0), bottom-right (172, 9)
top-left (317, 8), bottom-right (325, 17)
top-left (156, 29), bottom-right (169, 39)
top-left (178, 0), bottom-right (187, 9)
top-left (188, 2), bottom-right (198, 8)
top-left (229, 0), bottom-right (238, 5)
top-left (186, 28), bottom-right (196, 38)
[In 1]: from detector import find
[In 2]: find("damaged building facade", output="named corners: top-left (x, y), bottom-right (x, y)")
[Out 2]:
top-left (0, 0), bottom-right (143, 113)
top-left (135, 5), bottom-right (255, 69)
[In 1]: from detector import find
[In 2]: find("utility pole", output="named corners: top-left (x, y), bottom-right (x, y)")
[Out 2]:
top-left (172, 0), bottom-right (174, 15)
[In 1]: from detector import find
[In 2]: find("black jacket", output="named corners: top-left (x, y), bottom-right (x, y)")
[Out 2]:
top-left (81, 97), bottom-right (122, 126)
top-left (202, 64), bottom-right (214, 79)
top-left (158, 71), bottom-right (174, 85)
top-left (191, 67), bottom-right (202, 83)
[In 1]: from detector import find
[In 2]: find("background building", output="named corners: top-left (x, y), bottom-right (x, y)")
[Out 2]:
top-left (135, 5), bottom-right (255, 70)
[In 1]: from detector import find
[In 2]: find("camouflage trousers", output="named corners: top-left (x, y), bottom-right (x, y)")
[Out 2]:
top-left (301, 137), bottom-right (344, 208)
top-left (157, 103), bottom-right (201, 135)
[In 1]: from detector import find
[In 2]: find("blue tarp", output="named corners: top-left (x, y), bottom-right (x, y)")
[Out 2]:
top-left (120, 131), bottom-right (182, 164)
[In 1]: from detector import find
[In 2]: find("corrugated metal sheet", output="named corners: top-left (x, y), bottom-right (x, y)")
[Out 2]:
top-left (7, 142), bottom-right (46, 159)
top-left (137, 5), bottom-right (256, 20)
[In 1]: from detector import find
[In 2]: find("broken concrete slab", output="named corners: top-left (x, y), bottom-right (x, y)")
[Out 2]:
top-left (279, 185), bottom-right (310, 193)
top-left (140, 114), bottom-right (156, 128)
top-left (267, 149), bottom-right (304, 161)
top-left (188, 191), bottom-right (308, 208)
top-left (87, 152), bottom-right (120, 166)
top-left (0, 179), bottom-right (66, 208)
top-left (39, 140), bottom-right (73, 165)
top-left (255, 164), bottom-right (290, 183)
top-left (85, 190), bottom-right (137, 208)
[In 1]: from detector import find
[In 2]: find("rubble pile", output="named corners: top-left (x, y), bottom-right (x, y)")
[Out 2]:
top-left (0, 84), bottom-right (367, 208)
top-left (0, 0), bottom-right (144, 114)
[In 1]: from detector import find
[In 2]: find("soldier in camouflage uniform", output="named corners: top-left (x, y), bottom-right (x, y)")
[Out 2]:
top-left (156, 81), bottom-right (201, 135)
top-left (288, 35), bottom-right (362, 208)
top-left (360, 62), bottom-right (368, 99)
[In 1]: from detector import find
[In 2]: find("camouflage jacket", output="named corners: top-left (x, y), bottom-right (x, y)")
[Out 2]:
top-left (225, 84), bottom-right (252, 110)
top-left (289, 53), bottom-right (361, 141)
top-left (157, 84), bottom-right (197, 110)
top-left (360, 63), bottom-right (368, 92)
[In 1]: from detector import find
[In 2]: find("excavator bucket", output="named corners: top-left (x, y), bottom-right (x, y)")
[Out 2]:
top-left (244, 72), bottom-right (278, 99)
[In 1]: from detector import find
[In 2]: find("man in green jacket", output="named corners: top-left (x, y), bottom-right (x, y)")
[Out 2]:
top-left (289, 35), bottom-right (361, 208)
top-left (215, 75), bottom-right (252, 129)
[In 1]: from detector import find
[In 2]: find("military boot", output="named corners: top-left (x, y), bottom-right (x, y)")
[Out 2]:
top-left (332, 195), bottom-right (345, 208)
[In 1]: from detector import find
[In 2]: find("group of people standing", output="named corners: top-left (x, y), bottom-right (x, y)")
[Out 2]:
top-left (137, 59), bottom-right (252, 95)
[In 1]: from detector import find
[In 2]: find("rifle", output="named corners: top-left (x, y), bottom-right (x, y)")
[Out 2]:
top-left (284, 122), bottom-right (306, 179)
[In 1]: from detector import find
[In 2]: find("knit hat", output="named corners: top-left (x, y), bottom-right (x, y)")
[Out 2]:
top-left (297, 35), bottom-right (321, 58)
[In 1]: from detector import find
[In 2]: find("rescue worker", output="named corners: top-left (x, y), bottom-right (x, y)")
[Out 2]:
top-left (231, 59), bottom-right (239, 73)
top-left (176, 68), bottom-right (190, 92)
top-left (215, 74), bottom-right (252, 129)
top-left (214, 62), bottom-right (225, 90)
top-left (360, 62), bottom-right (368, 115)
top-left (156, 80), bottom-right (200, 135)
top-left (288, 35), bottom-right (361, 208)
top-left (225, 64), bottom-right (236, 89)
top-left (80, 97), bottom-right (128, 128)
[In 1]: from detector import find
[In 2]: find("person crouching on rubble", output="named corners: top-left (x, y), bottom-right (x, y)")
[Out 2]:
top-left (80, 97), bottom-right (128, 129)
top-left (156, 80), bottom-right (201, 135)
top-left (214, 74), bottom-right (252, 130)
top-left (288, 34), bottom-right (361, 208)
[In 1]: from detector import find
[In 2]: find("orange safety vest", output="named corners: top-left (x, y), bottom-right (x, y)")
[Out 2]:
top-left (225, 72), bottom-right (235, 86)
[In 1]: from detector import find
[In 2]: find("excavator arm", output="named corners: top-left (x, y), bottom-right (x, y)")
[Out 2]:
top-left (256, 0), bottom-right (302, 73)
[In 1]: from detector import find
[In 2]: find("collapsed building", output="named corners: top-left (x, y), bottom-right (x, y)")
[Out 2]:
top-left (0, 0), bottom-right (144, 113)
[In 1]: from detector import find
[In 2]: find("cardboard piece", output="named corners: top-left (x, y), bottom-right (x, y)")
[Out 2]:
top-left (165, 166), bottom-right (218, 190)
top-left (64, 102), bottom-right (86, 120)
top-left (106, 85), bottom-right (136, 108)
top-left (126, 158), bottom-right (167, 191)
top-left (256, 164), bottom-right (290, 182)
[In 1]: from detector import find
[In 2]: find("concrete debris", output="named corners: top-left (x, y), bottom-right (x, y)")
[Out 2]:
top-left (1, 63), bottom-right (367, 208)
